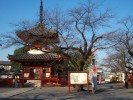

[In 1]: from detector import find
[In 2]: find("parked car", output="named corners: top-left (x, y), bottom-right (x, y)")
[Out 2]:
top-left (105, 77), bottom-right (111, 83)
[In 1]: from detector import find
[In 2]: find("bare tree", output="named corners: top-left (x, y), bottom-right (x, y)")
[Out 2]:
top-left (118, 16), bottom-right (133, 57)
top-left (63, 0), bottom-right (114, 71)
top-left (101, 16), bottom-right (133, 72)
top-left (1, 20), bottom-right (34, 48)
top-left (43, 1), bottom-right (115, 91)
top-left (102, 46), bottom-right (129, 73)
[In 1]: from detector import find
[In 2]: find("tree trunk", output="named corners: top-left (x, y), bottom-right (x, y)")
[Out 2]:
top-left (80, 61), bottom-right (85, 91)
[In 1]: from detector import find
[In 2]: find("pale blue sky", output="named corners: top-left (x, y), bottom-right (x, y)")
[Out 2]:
top-left (0, 0), bottom-right (133, 61)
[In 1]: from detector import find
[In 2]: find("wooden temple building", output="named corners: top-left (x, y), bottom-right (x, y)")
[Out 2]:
top-left (8, 0), bottom-right (66, 88)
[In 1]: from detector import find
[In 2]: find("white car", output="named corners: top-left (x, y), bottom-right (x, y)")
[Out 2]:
top-left (105, 78), bottom-right (111, 83)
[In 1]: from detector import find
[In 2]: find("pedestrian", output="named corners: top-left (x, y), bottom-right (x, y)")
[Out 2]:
top-left (12, 78), bottom-right (15, 87)
top-left (92, 76), bottom-right (97, 93)
top-left (124, 73), bottom-right (129, 88)
top-left (15, 79), bottom-right (19, 88)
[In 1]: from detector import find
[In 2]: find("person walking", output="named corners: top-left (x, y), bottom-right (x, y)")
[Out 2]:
top-left (12, 78), bottom-right (15, 87)
top-left (125, 74), bottom-right (129, 88)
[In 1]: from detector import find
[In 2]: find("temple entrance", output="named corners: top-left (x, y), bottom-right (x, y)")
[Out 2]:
top-left (20, 66), bottom-right (60, 87)
top-left (30, 68), bottom-right (41, 79)
top-left (23, 67), bottom-right (41, 79)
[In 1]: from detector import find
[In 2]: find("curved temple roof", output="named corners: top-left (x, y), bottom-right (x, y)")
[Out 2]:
top-left (16, 26), bottom-right (59, 45)
top-left (8, 53), bottom-right (63, 62)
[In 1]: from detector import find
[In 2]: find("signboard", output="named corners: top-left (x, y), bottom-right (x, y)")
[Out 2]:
top-left (68, 71), bottom-right (89, 93)
top-left (70, 73), bottom-right (88, 84)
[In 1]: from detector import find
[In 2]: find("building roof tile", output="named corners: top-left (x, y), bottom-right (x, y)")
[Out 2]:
top-left (8, 53), bottom-right (62, 61)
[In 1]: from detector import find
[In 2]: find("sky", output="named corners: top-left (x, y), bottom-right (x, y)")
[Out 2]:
top-left (0, 0), bottom-right (133, 61)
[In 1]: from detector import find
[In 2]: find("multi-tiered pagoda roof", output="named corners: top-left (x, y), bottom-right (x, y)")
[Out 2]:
top-left (8, 0), bottom-right (63, 65)
top-left (16, 26), bottom-right (59, 47)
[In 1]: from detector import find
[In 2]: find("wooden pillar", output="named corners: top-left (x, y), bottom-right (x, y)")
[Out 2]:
top-left (49, 67), bottom-right (51, 77)
top-left (87, 73), bottom-right (89, 92)
top-left (68, 71), bottom-right (70, 93)
top-left (40, 67), bottom-right (43, 88)
top-left (49, 67), bottom-right (51, 83)
top-left (21, 67), bottom-right (24, 87)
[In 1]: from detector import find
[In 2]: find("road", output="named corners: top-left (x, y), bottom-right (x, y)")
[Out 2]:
top-left (0, 83), bottom-right (133, 100)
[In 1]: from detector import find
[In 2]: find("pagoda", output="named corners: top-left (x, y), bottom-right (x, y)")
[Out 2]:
top-left (8, 0), bottom-right (64, 88)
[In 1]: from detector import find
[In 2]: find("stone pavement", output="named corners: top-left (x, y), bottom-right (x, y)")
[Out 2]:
top-left (0, 87), bottom-right (33, 99)
top-left (1, 83), bottom-right (133, 100)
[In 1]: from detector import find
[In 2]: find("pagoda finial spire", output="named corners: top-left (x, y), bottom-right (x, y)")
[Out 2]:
top-left (39, 0), bottom-right (44, 28)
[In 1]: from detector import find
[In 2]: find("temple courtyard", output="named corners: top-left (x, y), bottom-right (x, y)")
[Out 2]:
top-left (0, 83), bottom-right (133, 100)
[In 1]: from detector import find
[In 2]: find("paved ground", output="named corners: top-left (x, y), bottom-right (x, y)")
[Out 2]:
top-left (1, 83), bottom-right (133, 100)
top-left (0, 87), bottom-right (33, 99)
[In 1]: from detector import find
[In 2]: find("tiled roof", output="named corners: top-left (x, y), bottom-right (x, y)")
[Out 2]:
top-left (16, 27), bottom-right (57, 37)
top-left (0, 61), bottom-right (10, 65)
top-left (28, 26), bottom-right (57, 36)
top-left (18, 34), bottom-right (59, 45)
top-left (16, 26), bottom-right (59, 44)
top-left (8, 53), bottom-right (62, 61)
